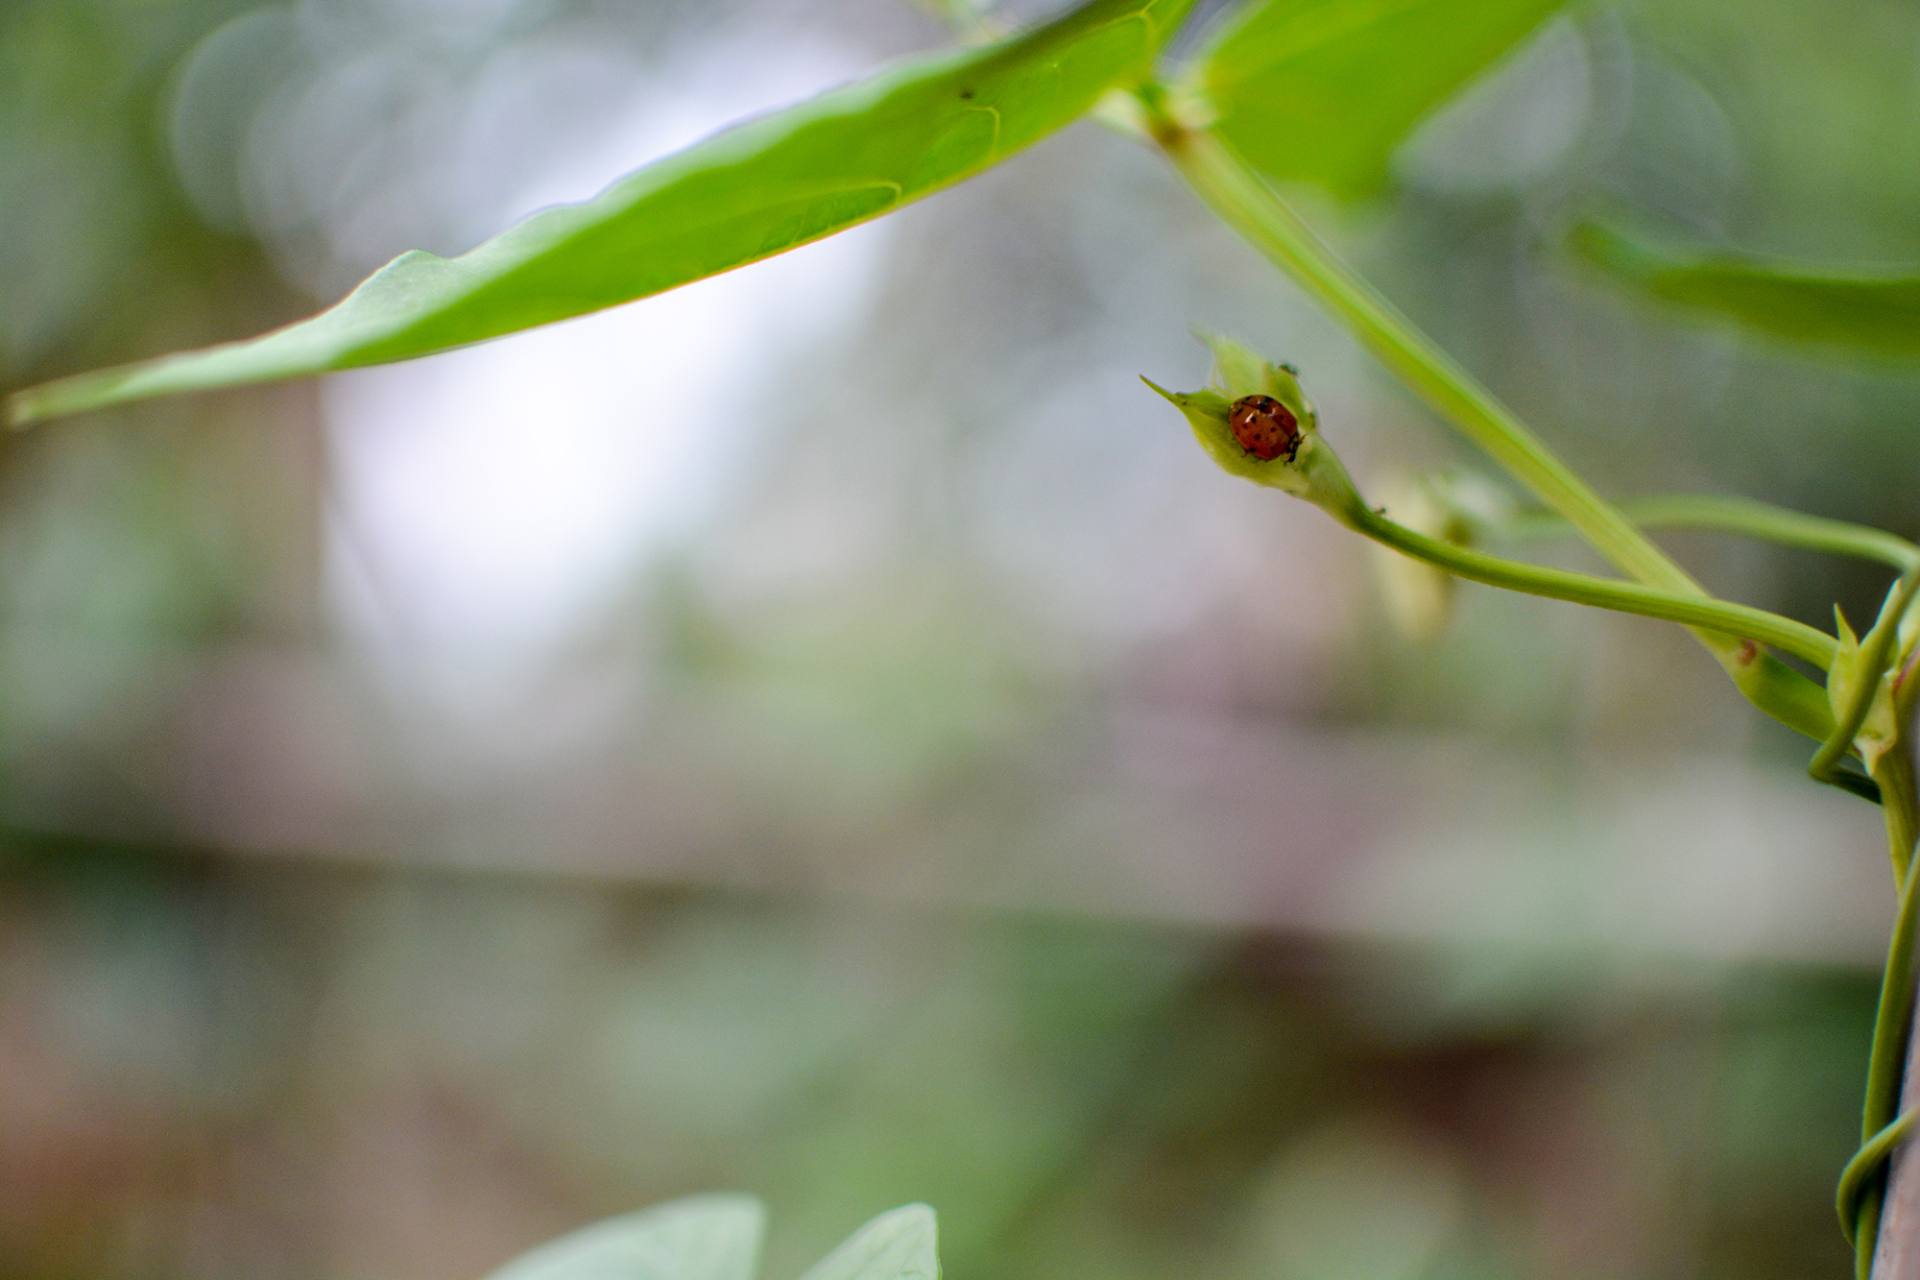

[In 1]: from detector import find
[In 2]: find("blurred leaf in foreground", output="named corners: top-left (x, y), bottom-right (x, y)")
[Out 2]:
top-left (797, 1205), bottom-right (938, 1280)
top-left (6, 0), bottom-right (1196, 426)
top-left (485, 1196), bottom-right (764, 1280)
top-left (1570, 218), bottom-right (1920, 359)
top-left (481, 1198), bottom-right (938, 1280)
top-left (1183, 0), bottom-right (1567, 200)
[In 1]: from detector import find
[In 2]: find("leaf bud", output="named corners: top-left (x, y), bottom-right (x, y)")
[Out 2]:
top-left (1142, 336), bottom-right (1362, 520)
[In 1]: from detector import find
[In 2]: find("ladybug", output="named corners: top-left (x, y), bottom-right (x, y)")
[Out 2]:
top-left (1227, 394), bottom-right (1300, 462)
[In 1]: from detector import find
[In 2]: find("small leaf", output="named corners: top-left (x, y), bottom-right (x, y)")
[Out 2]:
top-left (1183, 0), bottom-right (1567, 199)
top-left (1569, 218), bottom-right (1920, 359)
top-left (7, 0), bottom-right (1198, 426)
top-left (797, 1205), bottom-right (939, 1280)
top-left (483, 1195), bottom-right (765, 1280)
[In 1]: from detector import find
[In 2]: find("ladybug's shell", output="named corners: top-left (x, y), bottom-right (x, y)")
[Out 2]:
top-left (1227, 394), bottom-right (1300, 462)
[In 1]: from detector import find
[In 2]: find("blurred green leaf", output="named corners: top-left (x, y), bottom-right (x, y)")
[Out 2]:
top-left (6, 0), bottom-right (1197, 426)
top-left (1184, 0), bottom-right (1566, 199)
top-left (1570, 218), bottom-right (1920, 359)
top-left (798, 1205), bottom-right (939, 1280)
top-left (485, 1195), bottom-right (765, 1280)
top-left (480, 1199), bottom-right (940, 1280)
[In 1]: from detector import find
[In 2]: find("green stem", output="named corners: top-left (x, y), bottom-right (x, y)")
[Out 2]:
top-left (1899, 649), bottom-right (1920, 738)
top-left (1497, 495), bottom-right (1920, 572)
top-left (1842, 1108), bottom-right (1918, 1253)
top-left (1346, 505), bottom-right (1839, 670)
top-left (1881, 748), bottom-right (1920, 887)
top-left (1151, 119), bottom-right (1837, 740)
top-left (1849, 765), bottom-right (1920, 1277)
top-left (1157, 127), bottom-right (1692, 586)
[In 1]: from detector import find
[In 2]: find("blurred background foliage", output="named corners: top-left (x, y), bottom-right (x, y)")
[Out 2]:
top-left (3, 0), bottom-right (1918, 1277)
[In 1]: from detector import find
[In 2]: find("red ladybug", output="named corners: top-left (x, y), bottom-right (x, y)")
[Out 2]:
top-left (1227, 394), bottom-right (1299, 462)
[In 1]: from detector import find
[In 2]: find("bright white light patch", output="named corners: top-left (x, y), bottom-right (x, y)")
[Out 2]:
top-left (319, 33), bottom-right (888, 710)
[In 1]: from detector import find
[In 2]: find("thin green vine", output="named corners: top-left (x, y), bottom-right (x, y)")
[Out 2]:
top-left (1343, 504), bottom-right (1840, 669)
top-left (1493, 495), bottom-right (1920, 573)
top-left (1845, 795), bottom-right (1920, 1279)
top-left (1130, 87), bottom-right (1920, 1278)
top-left (1139, 104), bottom-right (1839, 744)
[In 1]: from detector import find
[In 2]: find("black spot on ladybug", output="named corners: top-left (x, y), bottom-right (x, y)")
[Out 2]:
top-left (1227, 394), bottom-right (1300, 462)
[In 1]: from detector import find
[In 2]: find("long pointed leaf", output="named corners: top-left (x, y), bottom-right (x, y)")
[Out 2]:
top-left (8, 0), bottom-right (1196, 426)
top-left (1570, 218), bottom-right (1920, 359)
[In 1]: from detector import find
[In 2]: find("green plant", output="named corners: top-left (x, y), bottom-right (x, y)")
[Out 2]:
top-left (482, 1197), bottom-right (935, 1280)
top-left (9, 1), bottom-right (1919, 1276)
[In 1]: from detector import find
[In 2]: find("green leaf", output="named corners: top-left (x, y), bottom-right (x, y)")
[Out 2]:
top-left (7, 0), bottom-right (1197, 426)
top-left (1183, 0), bottom-right (1567, 199)
top-left (797, 1205), bottom-right (939, 1280)
top-left (1569, 218), bottom-right (1920, 359)
top-left (484, 1195), bottom-right (765, 1280)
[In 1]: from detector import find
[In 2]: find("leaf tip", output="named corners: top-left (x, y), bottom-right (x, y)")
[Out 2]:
top-left (481, 1193), bottom-right (768, 1280)
top-left (1565, 216), bottom-right (1664, 282)
top-left (799, 1203), bottom-right (939, 1280)
top-left (1138, 374), bottom-right (1181, 404)
top-left (4, 392), bottom-right (38, 432)
top-left (888, 1201), bottom-right (938, 1229)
